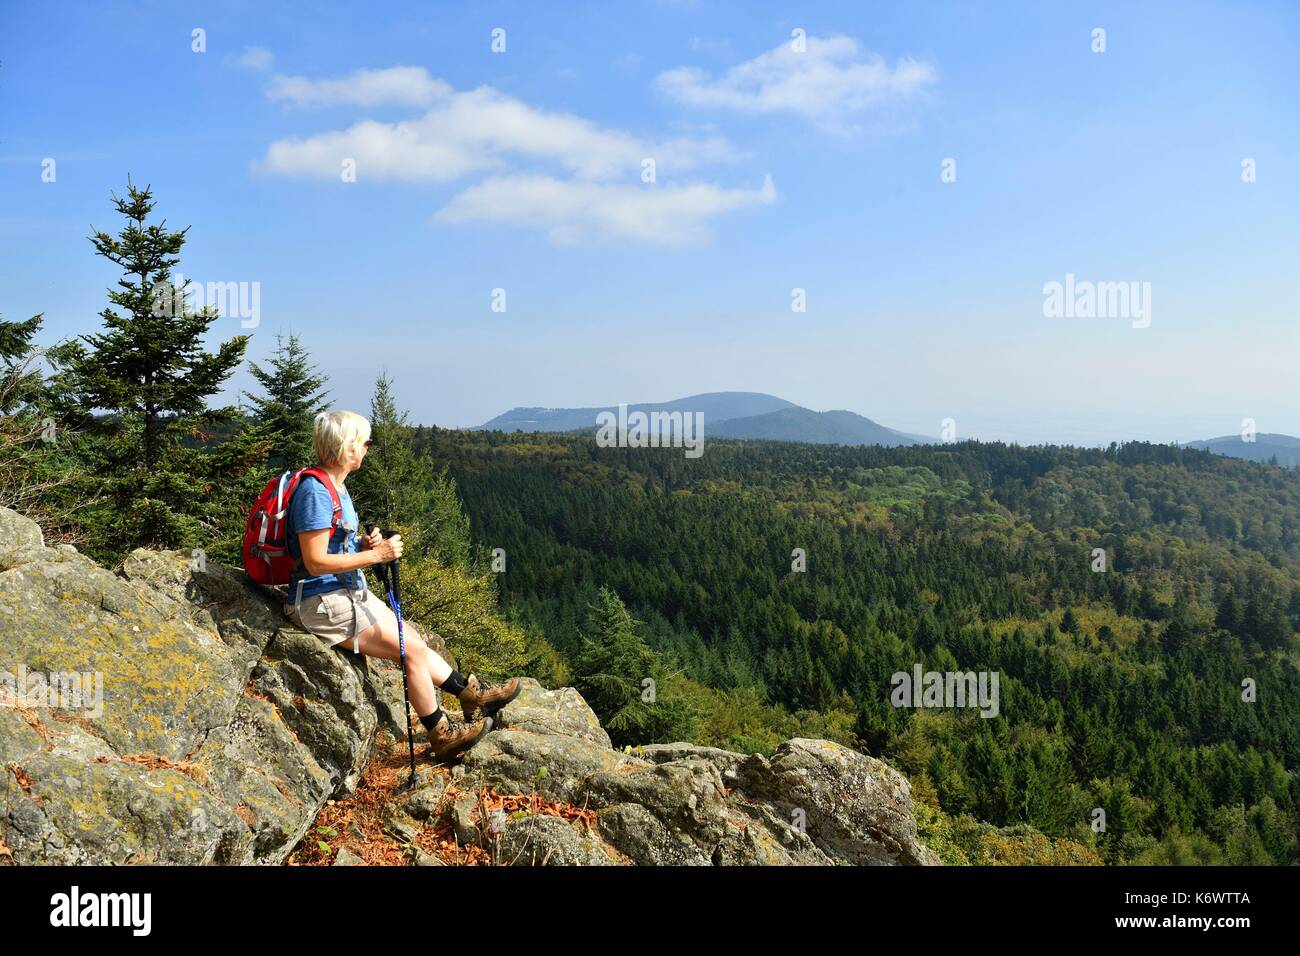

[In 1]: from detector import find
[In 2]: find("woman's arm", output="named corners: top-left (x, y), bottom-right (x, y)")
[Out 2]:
top-left (298, 528), bottom-right (402, 577)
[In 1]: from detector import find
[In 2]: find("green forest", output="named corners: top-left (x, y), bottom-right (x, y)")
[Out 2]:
top-left (414, 427), bottom-right (1300, 866)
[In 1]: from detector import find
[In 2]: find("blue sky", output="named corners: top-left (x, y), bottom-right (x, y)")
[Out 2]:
top-left (2, 0), bottom-right (1297, 444)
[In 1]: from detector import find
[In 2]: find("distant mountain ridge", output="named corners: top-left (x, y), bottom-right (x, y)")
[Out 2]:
top-left (710, 406), bottom-right (921, 446)
top-left (474, 391), bottom-right (921, 447)
top-left (1186, 433), bottom-right (1300, 468)
top-left (474, 395), bottom-right (1300, 458)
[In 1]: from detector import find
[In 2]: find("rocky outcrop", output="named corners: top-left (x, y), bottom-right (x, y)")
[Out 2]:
top-left (0, 507), bottom-right (413, 865)
top-left (386, 679), bottom-right (939, 866)
top-left (0, 506), bottom-right (939, 866)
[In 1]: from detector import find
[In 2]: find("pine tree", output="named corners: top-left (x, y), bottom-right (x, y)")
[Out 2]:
top-left (0, 313), bottom-right (87, 527)
top-left (1060, 607), bottom-right (1081, 636)
top-left (0, 314), bottom-right (46, 414)
top-left (1215, 589), bottom-right (1243, 635)
top-left (1257, 605), bottom-right (1292, 652)
top-left (1161, 596), bottom-right (1195, 654)
top-left (243, 331), bottom-right (329, 471)
top-left (50, 180), bottom-right (269, 561)
top-left (347, 372), bottom-right (470, 566)
top-left (571, 587), bottom-right (695, 746)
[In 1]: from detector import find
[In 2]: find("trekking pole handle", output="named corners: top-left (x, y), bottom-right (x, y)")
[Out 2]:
top-left (363, 523), bottom-right (390, 588)
top-left (366, 526), bottom-right (404, 563)
top-left (376, 528), bottom-right (401, 551)
top-left (366, 525), bottom-right (402, 601)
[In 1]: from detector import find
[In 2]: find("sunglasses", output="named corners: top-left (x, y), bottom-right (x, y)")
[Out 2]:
top-left (363, 439), bottom-right (374, 449)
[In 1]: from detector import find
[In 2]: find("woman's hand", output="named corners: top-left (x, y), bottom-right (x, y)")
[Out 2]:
top-left (372, 533), bottom-right (404, 564)
top-left (301, 526), bottom-right (400, 576)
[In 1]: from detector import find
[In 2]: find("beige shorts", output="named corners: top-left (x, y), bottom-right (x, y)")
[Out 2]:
top-left (283, 588), bottom-right (390, 650)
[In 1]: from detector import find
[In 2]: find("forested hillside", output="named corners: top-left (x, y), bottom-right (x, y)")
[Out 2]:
top-left (418, 428), bottom-right (1300, 865)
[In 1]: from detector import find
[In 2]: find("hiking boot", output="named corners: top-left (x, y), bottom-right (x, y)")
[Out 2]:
top-left (458, 674), bottom-right (522, 722)
top-left (426, 712), bottom-right (492, 763)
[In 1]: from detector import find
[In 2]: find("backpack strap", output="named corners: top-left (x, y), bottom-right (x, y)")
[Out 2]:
top-left (298, 468), bottom-right (343, 532)
top-left (261, 470), bottom-right (295, 550)
top-left (294, 468), bottom-right (367, 604)
top-left (288, 468), bottom-right (343, 617)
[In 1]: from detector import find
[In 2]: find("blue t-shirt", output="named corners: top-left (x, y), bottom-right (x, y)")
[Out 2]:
top-left (286, 474), bottom-right (363, 600)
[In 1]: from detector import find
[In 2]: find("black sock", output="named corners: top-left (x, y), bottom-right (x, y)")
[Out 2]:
top-left (439, 670), bottom-right (469, 696)
top-left (418, 709), bottom-right (445, 732)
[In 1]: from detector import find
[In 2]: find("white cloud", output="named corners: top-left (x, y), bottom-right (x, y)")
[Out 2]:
top-left (260, 84), bottom-right (736, 182)
top-left (258, 68), bottom-right (770, 245)
top-left (656, 35), bottom-right (936, 129)
top-left (236, 46), bottom-right (275, 71)
top-left (434, 173), bottom-right (776, 245)
top-left (267, 66), bottom-right (452, 109)
top-left (263, 118), bottom-right (492, 182)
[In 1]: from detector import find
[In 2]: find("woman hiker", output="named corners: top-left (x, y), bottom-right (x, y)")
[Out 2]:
top-left (282, 409), bottom-right (521, 761)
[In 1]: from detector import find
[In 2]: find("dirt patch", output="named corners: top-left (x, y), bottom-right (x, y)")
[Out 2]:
top-left (288, 737), bottom-right (604, 866)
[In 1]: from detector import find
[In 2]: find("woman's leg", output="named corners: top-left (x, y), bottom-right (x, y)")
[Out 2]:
top-left (405, 622), bottom-right (452, 685)
top-left (345, 602), bottom-right (454, 716)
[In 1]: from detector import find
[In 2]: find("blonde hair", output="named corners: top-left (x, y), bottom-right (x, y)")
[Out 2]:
top-left (313, 410), bottom-right (371, 466)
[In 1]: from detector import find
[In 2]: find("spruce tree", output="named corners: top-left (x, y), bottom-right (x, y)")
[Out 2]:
top-left (51, 179), bottom-right (268, 561)
top-left (347, 372), bottom-right (470, 566)
top-left (0, 313), bottom-right (45, 414)
top-left (0, 313), bottom-right (86, 526)
top-left (1215, 589), bottom-right (1243, 635)
top-left (243, 331), bottom-right (329, 471)
top-left (572, 587), bottom-right (695, 746)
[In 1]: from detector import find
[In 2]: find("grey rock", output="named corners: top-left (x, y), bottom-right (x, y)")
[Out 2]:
top-left (596, 803), bottom-right (711, 866)
top-left (491, 679), bottom-right (611, 747)
top-left (732, 739), bottom-right (942, 866)
top-left (0, 508), bottom-right (431, 865)
top-left (382, 814), bottom-right (420, 846)
top-left (633, 742), bottom-right (749, 784)
top-left (448, 789), bottom-right (480, 846)
top-left (491, 813), bottom-right (621, 866)
top-left (397, 774), bottom-right (450, 822)
top-left (584, 757), bottom-right (732, 849)
top-left (461, 727), bottom-right (638, 805)
top-left (0, 508), bottom-right (44, 555)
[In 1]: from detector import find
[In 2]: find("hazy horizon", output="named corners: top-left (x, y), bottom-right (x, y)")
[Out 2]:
top-left (460, 388), bottom-right (1294, 449)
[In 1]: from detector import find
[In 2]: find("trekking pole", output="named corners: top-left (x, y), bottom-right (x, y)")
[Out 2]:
top-left (372, 525), bottom-right (417, 791)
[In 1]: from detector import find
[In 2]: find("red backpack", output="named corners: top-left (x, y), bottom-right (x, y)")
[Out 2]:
top-left (242, 468), bottom-right (341, 586)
